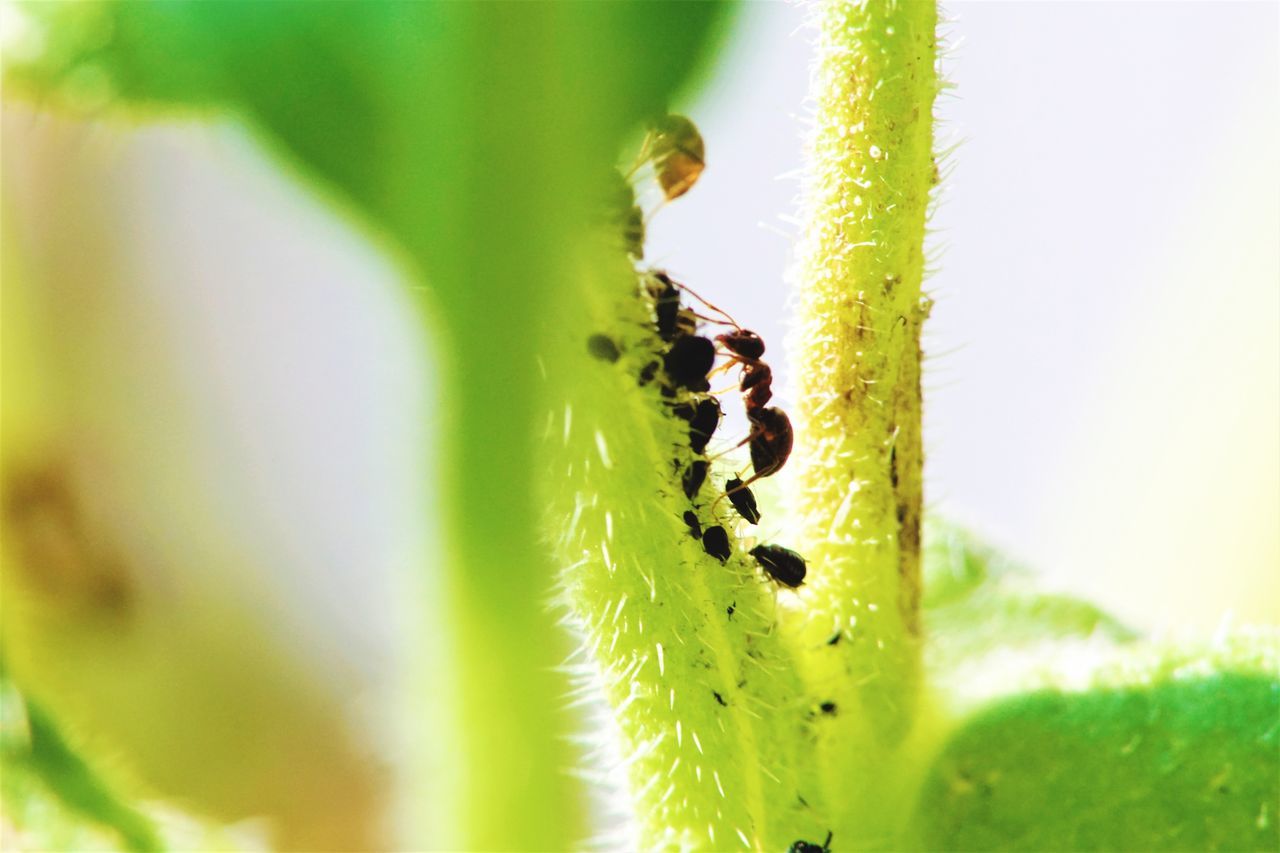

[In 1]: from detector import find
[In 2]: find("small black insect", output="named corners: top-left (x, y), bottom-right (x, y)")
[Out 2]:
top-left (672, 396), bottom-right (721, 454)
top-left (622, 206), bottom-right (645, 258)
top-left (689, 397), bottom-right (722, 454)
top-left (724, 476), bottom-right (761, 524)
top-left (701, 525), bottom-right (731, 562)
top-left (788, 831), bottom-right (833, 853)
top-left (663, 335), bottom-right (716, 390)
top-left (597, 168), bottom-right (645, 258)
top-left (749, 543), bottom-right (807, 588)
top-left (648, 273), bottom-right (680, 339)
top-left (682, 460), bottom-right (709, 499)
top-left (587, 334), bottom-right (621, 363)
top-left (712, 690), bottom-right (727, 706)
top-left (682, 510), bottom-right (702, 540)
top-left (819, 701), bottom-right (837, 715)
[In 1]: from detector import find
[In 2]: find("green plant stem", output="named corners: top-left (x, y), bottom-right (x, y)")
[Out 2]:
top-left (786, 0), bottom-right (938, 839)
top-left (543, 245), bottom-right (817, 850)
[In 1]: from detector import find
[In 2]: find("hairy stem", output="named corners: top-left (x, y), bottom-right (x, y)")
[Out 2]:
top-left (542, 243), bottom-right (821, 850)
top-left (786, 0), bottom-right (938, 840)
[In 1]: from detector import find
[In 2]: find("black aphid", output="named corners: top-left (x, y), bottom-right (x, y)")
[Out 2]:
top-left (596, 169), bottom-right (645, 258)
top-left (682, 460), bottom-right (709, 499)
top-left (686, 374), bottom-right (711, 394)
top-left (749, 543), bottom-right (807, 588)
top-left (587, 334), bottom-right (621, 363)
top-left (724, 476), bottom-right (761, 524)
top-left (649, 273), bottom-right (683, 342)
top-left (682, 510), bottom-right (702, 539)
top-left (788, 831), bottom-right (833, 853)
top-left (686, 397), bottom-right (722, 454)
top-left (702, 525), bottom-right (731, 562)
top-left (819, 701), bottom-right (837, 715)
top-left (663, 336), bottom-right (716, 390)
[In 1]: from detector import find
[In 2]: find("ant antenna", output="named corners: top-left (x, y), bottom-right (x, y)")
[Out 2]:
top-left (673, 280), bottom-right (741, 329)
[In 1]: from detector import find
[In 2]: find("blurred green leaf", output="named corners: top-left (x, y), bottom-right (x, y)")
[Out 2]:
top-left (923, 524), bottom-right (1137, 681)
top-left (6, 2), bottom-right (736, 847)
top-left (2, 671), bottom-right (156, 851)
top-left (1, 668), bottom-right (248, 852)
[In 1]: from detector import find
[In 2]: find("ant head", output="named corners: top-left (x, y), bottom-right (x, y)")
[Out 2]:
top-left (715, 328), bottom-right (765, 360)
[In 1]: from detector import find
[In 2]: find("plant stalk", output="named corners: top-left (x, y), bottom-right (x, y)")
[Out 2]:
top-left (787, 0), bottom-right (938, 839)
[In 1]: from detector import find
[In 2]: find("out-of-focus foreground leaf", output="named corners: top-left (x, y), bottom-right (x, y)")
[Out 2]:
top-left (1, 667), bottom-right (160, 852)
top-left (5, 2), bottom-right (735, 848)
top-left (0, 666), bottom-right (261, 851)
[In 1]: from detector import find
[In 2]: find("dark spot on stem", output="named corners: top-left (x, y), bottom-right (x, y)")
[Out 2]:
top-left (587, 334), bottom-right (620, 362)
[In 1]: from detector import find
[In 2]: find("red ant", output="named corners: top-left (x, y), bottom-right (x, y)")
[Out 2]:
top-left (643, 275), bottom-right (793, 510)
top-left (666, 283), bottom-right (794, 500)
top-left (665, 283), bottom-right (773, 411)
top-left (744, 406), bottom-right (793, 480)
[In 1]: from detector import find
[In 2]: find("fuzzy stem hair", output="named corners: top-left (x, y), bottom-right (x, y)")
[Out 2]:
top-left (784, 0), bottom-right (939, 840)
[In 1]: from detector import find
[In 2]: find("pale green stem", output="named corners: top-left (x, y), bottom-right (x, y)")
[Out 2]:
top-left (548, 3), bottom-right (940, 848)
top-left (542, 243), bottom-right (825, 851)
top-left (785, 0), bottom-right (938, 842)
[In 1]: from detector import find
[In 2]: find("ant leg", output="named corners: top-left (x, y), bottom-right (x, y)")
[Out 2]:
top-left (623, 130), bottom-right (657, 180)
top-left (708, 359), bottom-right (741, 380)
top-left (703, 425), bottom-right (759, 462)
top-left (710, 469), bottom-right (764, 513)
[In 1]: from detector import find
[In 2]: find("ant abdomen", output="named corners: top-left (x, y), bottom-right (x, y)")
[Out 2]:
top-left (747, 407), bottom-right (794, 480)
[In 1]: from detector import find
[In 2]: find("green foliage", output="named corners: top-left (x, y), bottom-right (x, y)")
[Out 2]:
top-left (916, 528), bottom-right (1280, 851)
top-left (1, 674), bottom-right (156, 851)
top-left (0, 670), bottom-right (254, 851)
top-left (910, 660), bottom-right (1280, 851)
top-left (923, 525), bottom-right (1137, 686)
top-left (4, 2), bottom-right (1278, 852)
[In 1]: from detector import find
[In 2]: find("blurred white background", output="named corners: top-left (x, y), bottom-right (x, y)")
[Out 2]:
top-left (654, 1), bottom-right (1280, 632)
